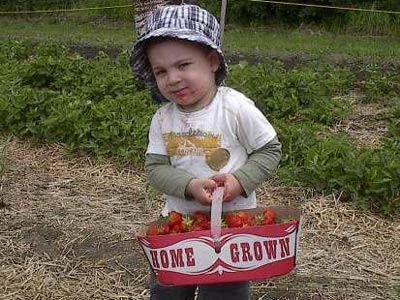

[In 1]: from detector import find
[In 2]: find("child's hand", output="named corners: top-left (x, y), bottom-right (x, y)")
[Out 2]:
top-left (211, 173), bottom-right (244, 202)
top-left (185, 178), bottom-right (217, 206)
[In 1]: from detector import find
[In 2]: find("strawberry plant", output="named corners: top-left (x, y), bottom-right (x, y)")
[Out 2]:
top-left (359, 64), bottom-right (400, 103)
top-left (227, 60), bottom-right (352, 126)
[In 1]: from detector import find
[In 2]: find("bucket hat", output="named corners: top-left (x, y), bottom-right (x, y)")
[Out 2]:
top-left (130, 4), bottom-right (227, 88)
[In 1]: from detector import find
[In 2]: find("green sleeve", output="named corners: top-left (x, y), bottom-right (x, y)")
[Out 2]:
top-left (144, 153), bottom-right (195, 200)
top-left (232, 136), bottom-right (282, 197)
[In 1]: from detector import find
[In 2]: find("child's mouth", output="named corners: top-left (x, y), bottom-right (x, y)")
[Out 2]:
top-left (174, 88), bottom-right (189, 99)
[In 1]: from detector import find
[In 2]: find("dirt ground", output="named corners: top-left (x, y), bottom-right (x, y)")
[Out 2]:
top-left (0, 82), bottom-right (399, 299)
top-left (1, 135), bottom-right (399, 300)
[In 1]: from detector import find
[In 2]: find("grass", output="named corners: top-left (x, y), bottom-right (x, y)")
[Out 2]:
top-left (0, 18), bottom-right (134, 48)
top-left (223, 27), bottom-right (400, 60)
top-left (338, 11), bottom-right (400, 36)
top-left (1, 17), bottom-right (400, 59)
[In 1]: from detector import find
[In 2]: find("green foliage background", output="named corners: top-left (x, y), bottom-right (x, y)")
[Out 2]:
top-left (0, 40), bottom-right (399, 216)
top-left (1, 0), bottom-right (399, 35)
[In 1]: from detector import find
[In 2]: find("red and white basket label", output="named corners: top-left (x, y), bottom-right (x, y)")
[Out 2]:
top-left (139, 229), bottom-right (297, 276)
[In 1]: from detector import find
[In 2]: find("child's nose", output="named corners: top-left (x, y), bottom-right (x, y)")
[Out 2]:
top-left (167, 70), bottom-right (181, 85)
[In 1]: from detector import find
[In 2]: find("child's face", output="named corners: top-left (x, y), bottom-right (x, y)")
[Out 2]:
top-left (147, 39), bottom-right (220, 111)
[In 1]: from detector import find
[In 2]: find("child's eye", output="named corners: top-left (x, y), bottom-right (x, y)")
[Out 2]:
top-left (179, 62), bottom-right (190, 69)
top-left (154, 70), bottom-right (166, 77)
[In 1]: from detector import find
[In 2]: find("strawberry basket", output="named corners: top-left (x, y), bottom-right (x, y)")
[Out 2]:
top-left (136, 202), bottom-right (302, 286)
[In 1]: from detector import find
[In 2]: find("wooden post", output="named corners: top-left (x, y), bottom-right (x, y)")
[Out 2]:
top-left (220, 0), bottom-right (227, 46)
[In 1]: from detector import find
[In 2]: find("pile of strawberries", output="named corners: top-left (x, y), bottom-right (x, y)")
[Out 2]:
top-left (145, 209), bottom-right (292, 236)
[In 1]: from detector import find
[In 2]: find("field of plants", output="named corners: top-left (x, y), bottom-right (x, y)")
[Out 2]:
top-left (1, 40), bottom-right (399, 216)
top-left (0, 4), bottom-right (400, 298)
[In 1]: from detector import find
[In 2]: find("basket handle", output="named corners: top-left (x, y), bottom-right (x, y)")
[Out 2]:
top-left (210, 184), bottom-right (224, 253)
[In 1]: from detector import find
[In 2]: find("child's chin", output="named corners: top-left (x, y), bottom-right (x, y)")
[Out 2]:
top-left (174, 98), bottom-right (191, 106)
top-left (175, 100), bottom-right (195, 109)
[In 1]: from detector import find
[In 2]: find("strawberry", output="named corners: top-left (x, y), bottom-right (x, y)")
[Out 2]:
top-left (191, 224), bottom-right (205, 231)
top-left (246, 216), bottom-right (255, 227)
top-left (263, 209), bottom-right (276, 225)
top-left (201, 220), bottom-right (211, 230)
top-left (170, 223), bottom-right (184, 233)
top-left (224, 214), bottom-right (244, 228)
top-left (235, 211), bottom-right (253, 226)
top-left (146, 224), bottom-right (160, 236)
top-left (167, 211), bottom-right (183, 227)
top-left (160, 223), bottom-right (171, 235)
top-left (192, 211), bottom-right (210, 224)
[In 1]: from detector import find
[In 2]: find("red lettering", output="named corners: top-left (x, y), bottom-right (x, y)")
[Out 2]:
top-left (230, 243), bottom-right (239, 263)
top-left (185, 248), bottom-right (195, 266)
top-left (279, 237), bottom-right (290, 257)
top-left (228, 239), bottom-right (289, 263)
top-left (263, 240), bottom-right (277, 259)
top-left (150, 250), bottom-right (160, 268)
top-left (240, 242), bottom-right (253, 262)
top-left (149, 247), bottom-right (197, 269)
top-left (160, 250), bottom-right (169, 268)
top-left (253, 242), bottom-right (263, 260)
top-left (169, 249), bottom-right (184, 268)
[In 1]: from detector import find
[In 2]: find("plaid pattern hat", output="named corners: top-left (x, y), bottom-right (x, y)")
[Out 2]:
top-left (130, 4), bottom-right (227, 88)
